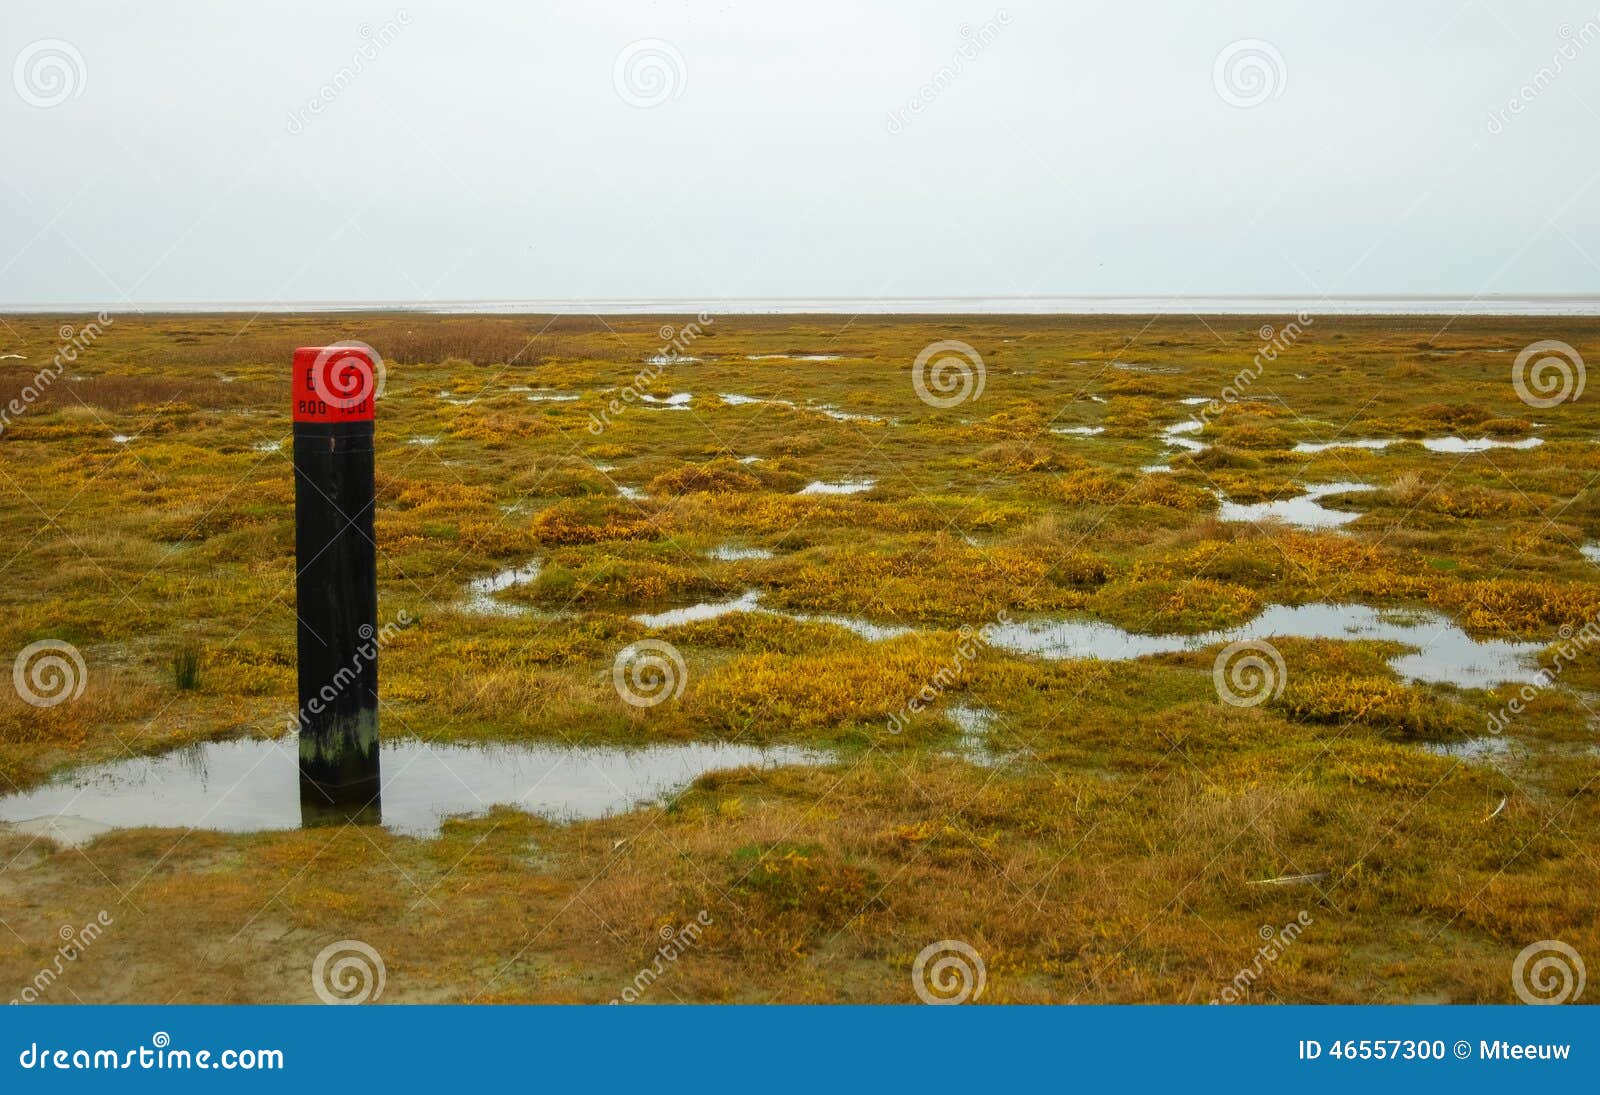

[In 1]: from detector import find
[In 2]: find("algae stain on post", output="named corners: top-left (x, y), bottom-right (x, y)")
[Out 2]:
top-left (291, 345), bottom-right (383, 826)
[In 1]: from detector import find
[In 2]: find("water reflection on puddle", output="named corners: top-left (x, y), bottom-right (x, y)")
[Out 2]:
top-left (1419, 436), bottom-right (1543, 454)
top-left (460, 561), bottom-right (541, 615)
top-left (1217, 482), bottom-right (1374, 530)
top-left (630, 591), bottom-right (909, 641)
top-left (1421, 736), bottom-right (1517, 762)
top-left (1161, 418), bottom-right (1208, 455)
top-left (988, 602), bottom-right (1543, 688)
top-left (1293, 438), bottom-right (1396, 454)
top-left (625, 588), bottom-right (1537, 690)
top-left (633, 590), bottom-right (762, 628)
top-left (1293, 436), bottom-right (1543, 454)
top-left (797, 478), bottom-right (876, 495)
top-left (708, 545), bottom-right (775, 561)
top-left (0, 737), bottom-right (824, 846)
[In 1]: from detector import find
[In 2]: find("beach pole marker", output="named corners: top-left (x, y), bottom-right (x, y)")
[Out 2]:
top-left (292, 344), bottom-right (382, 825)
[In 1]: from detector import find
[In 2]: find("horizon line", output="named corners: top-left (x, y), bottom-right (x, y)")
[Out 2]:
top-left (4, 293), bottom-right (1600, 317)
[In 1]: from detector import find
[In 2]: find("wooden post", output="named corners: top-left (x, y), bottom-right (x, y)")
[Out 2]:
top-left (292, 344), bottom-right (381, 826)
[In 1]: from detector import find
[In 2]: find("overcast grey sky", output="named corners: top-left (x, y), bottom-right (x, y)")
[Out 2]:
top-left (3, 0), bottom-right (1600, 307)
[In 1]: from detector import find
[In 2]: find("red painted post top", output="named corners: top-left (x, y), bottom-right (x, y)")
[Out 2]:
top-left (293, 344), bottom-right (380, 423)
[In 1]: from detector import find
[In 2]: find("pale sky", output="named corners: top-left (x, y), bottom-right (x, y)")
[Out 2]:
top-left (3, 0), bottom-right (1600, 307)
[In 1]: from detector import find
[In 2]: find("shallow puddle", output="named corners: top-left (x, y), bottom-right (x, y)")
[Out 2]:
top-left (640, 393), bottom-right (693, 408)
top-left (988, 602), bottom-right (1542, 689)
top-left (0, 737), bottom-right (824, 845)
top-left (814, 404), bottom-right (886, 424)
top-left (633, 590), bottom-right (762, 628)
top-left (707, 545), bottom-right (774, 561)
top-left (1217, 482), bottom-right (1374, 530)
top-left (1161, 418), bottom-right (1208, 455)
top-left (459, 561), bottom-right (541, 616)
top-left (622, 586), bottom-right (1536, 689)
top-left (797, 478), bottom-right (876, 495)
top-left (1052, 426), bottom-right (1105, 437)
top-left (1418, 436), bottom-right (1543, 454)
top-left (1293, 436), bottom-right (1543, 454)
top-left (942, 704), bottom-right (1013, 767)
top-left (630, 590), bottom-right (909, 642)
top-left (1293, 438), bottom-right (1396, 454)
top-left (1421, 736), bottom-right (1518, 761)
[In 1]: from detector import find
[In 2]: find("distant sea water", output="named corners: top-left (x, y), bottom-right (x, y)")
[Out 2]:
top-left (7, 296), bottom-right (1600, 316)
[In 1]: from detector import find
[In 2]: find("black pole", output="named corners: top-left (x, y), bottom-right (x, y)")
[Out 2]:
top-left (293, 345), bottom-right (381, 827)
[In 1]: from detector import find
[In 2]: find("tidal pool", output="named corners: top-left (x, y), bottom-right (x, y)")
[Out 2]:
top-left (0, 737), bottom-right (824, 846)
top-left (1292, 436), bottom-right (1543, 454)
top-left (623, 587), bottom-right (1538, 690)
top-left (1418, 436), bottom-right (1543, 454)
top-left (1161, 418), bottom-right (1208, 455)
top-left (630, 590), bottom-right (909, 642)
top-left (987, 602), bottom-right (1543, 689)
top-left (1293, 438), bottom-right (1396, 454)
top-left (707, 545), bottom-right (775, 561)
top-left (797, 478), bottom-right (876, 495)
top-left (460, 561), bottom-right (541, 616)
top-left (1216, 482), bottom-right (1374, 530)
